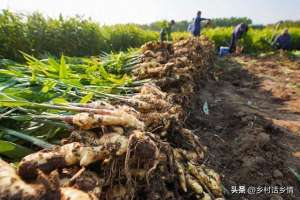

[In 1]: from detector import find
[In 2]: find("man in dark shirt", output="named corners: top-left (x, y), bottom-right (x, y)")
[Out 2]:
top-left (192, 11), bottom-right (210, 37)
top-left (229, 23), bottom-right (249, 53)
top-left (273, 29), bottom-right (291, 50)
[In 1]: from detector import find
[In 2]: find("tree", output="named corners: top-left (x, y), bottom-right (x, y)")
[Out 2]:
top-left (210, 17), bottom-right (252, 27)
top-left (140, 17), bottom-right (253, 32)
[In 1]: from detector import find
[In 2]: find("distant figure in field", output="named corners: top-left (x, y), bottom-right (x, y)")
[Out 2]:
top-left (192, 11), bottom-right (210, 36)
top-left (273, 29), bottom-right (291, 50)
top-left (229, 23), bottom-right (249, 53)
top-left (187, 18), bottom-right (195, 33)
top-left (160, 20), bottom-right (175, 42)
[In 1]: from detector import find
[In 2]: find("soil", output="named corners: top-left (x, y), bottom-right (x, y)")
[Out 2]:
top-left (187, 53), bottom-right (300, 200)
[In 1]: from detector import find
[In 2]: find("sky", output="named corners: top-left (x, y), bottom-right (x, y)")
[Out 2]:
top-left (1, 0), bottom-right (300, 25)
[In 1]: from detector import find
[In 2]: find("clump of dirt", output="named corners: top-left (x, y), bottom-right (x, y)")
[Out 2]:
top-left (188, 55), bottom-right (300, 200)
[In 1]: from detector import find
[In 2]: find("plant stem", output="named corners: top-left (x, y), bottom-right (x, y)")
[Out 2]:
top-left (0, 126), bottom-right (54, 149)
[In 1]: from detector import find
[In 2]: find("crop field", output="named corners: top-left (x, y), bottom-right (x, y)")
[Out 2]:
top-left (1, 11), bottom-right (300, 61)
top-left (0, 10), bottom-right (299, 200)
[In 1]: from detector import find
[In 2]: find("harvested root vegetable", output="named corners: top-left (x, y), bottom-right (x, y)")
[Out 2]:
top-left (85, 101), bottom-right (115, 110)
top-left (65, 130), bottom-right (101, 146)
top-left (98, 133), bottom-right (128, 156)
top-left (0, 159), bottom-right (47, 200)
top-left (136, 62), bottom-right (161, 70)
top-left (111, 126), bottom-right (124, 135)
top-left (141, 41), bottom-right (172, 54)
top-left (186, 174), bottom-right (203, 195)
top-left (188, 162), bottom-right (223, 197)
top-left (70, 111), bottom-right (144, 130)
top-left (130, 98), bottom-right (171, 113)
top-left (65, 127), bottom-right (125, 146)
top-left (180, 128), bottom-right (205, 155)
top-left (125, 131), bottom-right (160, 183)
top-left (61, 169), bottom-right (103, 198)
top-left (143, 50), bottom-right (156, 57)
top-left (202, 192), bottom-right (212, 200)
top-left (175, 160), bottom-right (187, 192)
top-left (155, 77), bottom-right (178, 89)
top-left (136, 37), bottom-right (215, 114)
top-left (139, 84), bottom-right (167, 99)
top-left (19, 133), bottom-right (128, 180)
top-left (174, 148), bottom-right (200, 164)
top-left (0, 38), bottom-right (223, 200)
top-left (61, 187), bottom-right (97, 200)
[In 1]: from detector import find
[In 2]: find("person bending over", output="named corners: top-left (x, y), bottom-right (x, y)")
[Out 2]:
top-left (229, 23), bottom-right (249, 53)
top-left (273, 29), bottom-right (291, 50)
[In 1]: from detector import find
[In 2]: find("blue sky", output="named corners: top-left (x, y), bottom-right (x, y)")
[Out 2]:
top-left (1, 0), bottom-right (300, 25)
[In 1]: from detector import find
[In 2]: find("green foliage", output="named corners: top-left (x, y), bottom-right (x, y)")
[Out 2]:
top-left (0, 10), bottom-right (30, 60)
top-left (0, 51), bottom-right (143, 154)
top-left (102, 24), bottom-right (158, 51)
top-left (0, 127), bottom-right (54, 149)
top-left (211, 17), bottom-right (252, 28)
top-left (268, 20), bottom-right (300, 28)
top-left (1, 10), bottom-right (300, 60)
top-left (0, 10), bottom-right (157, 61)
top-left (141, 17), bottom-right (252, 32)
top-left (172, 27), bottom-right (300, 52)
top-left (140, 20), bottom-right (168, 32)
top-left (0, 52), bottom-right (139, 106)
top-left (141, 20), bottom-right (189, 32)
top-left (0, 140), bottom-right (33, 159)
top-left (172, 32), bottom-right (191, 41)
top-left (289, 168), bottom-right (300, 182)
top-left (204, 28), bottom-right (233, 47)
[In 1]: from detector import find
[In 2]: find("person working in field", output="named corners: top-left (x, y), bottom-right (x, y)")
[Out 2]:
top-left (187, 18), bottom-right (195, 33)
top-left (160, 20), bottom-right (175, 42)
top-left (192, 11), bottom-right (210, 37)
top-left (229, 23), bottom-right (249, 53)
top-left (272, 29), bottom-right (291, 50)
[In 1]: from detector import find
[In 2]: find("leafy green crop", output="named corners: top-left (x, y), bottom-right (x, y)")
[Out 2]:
top-left (173, 27), bottom-right (300, 52)
top-left (0, 10), bottom-right (158, 61)
top-left (0, 51), bottom-right (144, 157)
top-left (1, 10), bottom-right (300, 61)
top-left (0, 140), bottom-right (33, 159)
